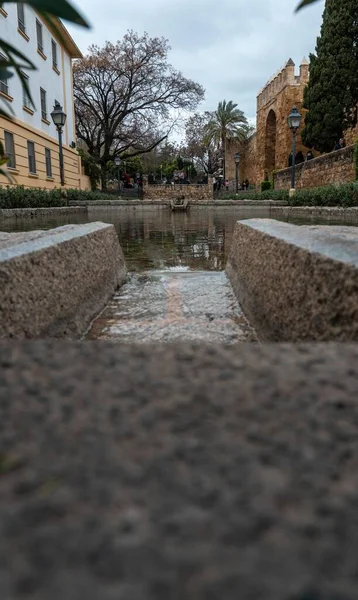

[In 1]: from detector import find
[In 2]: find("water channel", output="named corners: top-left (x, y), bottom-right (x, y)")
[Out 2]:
top-left (1, 206), bottom-right (353, 343)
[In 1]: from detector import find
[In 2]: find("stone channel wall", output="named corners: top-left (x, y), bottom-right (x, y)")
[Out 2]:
top-left (0, 206), bottom-right (88, 220)
top-left (274, 145), bottom-right (355, 190)
top-left (270, 206), bottom-right (358, 223)
top-left (143, 183), bottom-right (213, 202)
top-left (227, 218), bottom-right (358, 342)
top-left (0, 222), bottom-right (127, 339)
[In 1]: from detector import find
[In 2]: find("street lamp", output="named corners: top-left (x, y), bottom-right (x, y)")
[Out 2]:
top-left (114, 156), bottom-right (121, 194)
top-left (287, 106), bottom-right (302, 192)
top-left (234, 152), bottom-right (240, 193)
top-left (51, 101), bottom-right (67, 186)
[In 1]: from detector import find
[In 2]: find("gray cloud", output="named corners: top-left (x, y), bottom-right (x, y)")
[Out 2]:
top-left (68, 0), bottom-right (324, 122)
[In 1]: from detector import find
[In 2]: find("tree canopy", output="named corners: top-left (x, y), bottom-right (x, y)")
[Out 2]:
top-left (301, 0), bottom-right (358, 152)
top-left (74, 31), bottom-right (204, 188)
top-left (203, 100), bottom-right (248, 178)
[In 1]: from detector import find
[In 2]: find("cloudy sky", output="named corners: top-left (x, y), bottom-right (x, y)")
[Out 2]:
top-left (67, 0), bottom-right (324, 124)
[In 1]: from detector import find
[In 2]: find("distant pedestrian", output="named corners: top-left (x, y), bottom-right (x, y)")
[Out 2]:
top-left (295, 151), bottom-right (304, 164)
top-left (306, 150), bottom-right (314, 161)
top-left (245, 179), bottom-right (249, 190)
top-left (339, 137), bottom-right (345, 149)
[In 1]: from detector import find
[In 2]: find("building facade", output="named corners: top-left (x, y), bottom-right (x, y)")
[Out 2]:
top-left (226, 58), bottom-right (310, 188)
top-left (0, 3), bottom-right (89, 189)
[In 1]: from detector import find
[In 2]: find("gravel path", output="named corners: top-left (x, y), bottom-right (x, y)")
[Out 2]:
top-left (1, 342), bottom-right (358, 599)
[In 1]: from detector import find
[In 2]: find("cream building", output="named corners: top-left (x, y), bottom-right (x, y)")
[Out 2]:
top-left (0, 3), bottom-right (89, 189)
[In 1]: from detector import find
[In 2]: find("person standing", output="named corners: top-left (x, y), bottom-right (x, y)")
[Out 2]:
top-left (306, 150), bottom-right (314, 161)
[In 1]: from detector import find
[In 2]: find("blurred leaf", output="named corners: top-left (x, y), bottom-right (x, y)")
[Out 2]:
top-left (6, 0), bottom-right (89, 27)
top-left (296, 0), bottom-right (320, 10)
top-left (0, 41), bottom-right (36, 111)
top-left (0, 68), bottom-right (13, 80)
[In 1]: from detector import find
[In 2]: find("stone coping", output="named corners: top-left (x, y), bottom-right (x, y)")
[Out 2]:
top-left (227, 218), bottom-right (358, 341)
top-left (274, 144), bottom-right (354, 180)
top-left (271, 205), bottom-right (358, 222)
top-left (0, 206), bottom-right (87, 219)
top-left (70, 199), bottom-right (288, 207)
top-left (0, 222), bottom-right (127, 339)
top-left (1, 341), bottom-right (358, 599)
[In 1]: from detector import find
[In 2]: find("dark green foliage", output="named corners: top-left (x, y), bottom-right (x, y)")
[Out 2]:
top-left (288, 183), bottom-right (358, 207)
top-left (302, 0), bottom-right (358, 153)
top-left (220, 183), bottom-right (358, 206)
top-left (0, 186), bottom-right (112, 208)
top-left (220, 189), bottom-right (289, 201)
top-left (261, 180), bottom-right (272, 192)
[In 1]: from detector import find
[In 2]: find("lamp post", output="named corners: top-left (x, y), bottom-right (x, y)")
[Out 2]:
top-left (234, 152), bottom-right (240, 193)
top-left (114, 156), bottom-right (121, 194)
top-left (287, 106), bottom-right (302, 193)
top-left (50, 101), bottom-right (67, 187)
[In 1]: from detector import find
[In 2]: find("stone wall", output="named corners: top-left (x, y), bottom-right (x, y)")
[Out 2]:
top-left (274, 145), bottom-right (355, 190)
top-left (227, 218), bottom-right (358, 342)
top-left (0, 206), bottom-right (88, 219)
top-left (0, 222), bottom-right (127, 339)
top-left (143, 182), bottom-right (213, 202)
top-left (256, 59), bottom-right (309, 184)
top-left (242, 134), bottom-right (258, 187)
top-left (225, 58), bottom-right (310, 188)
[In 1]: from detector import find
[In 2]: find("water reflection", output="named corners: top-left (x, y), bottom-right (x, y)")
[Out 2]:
top-left (114, 207), bottom-right (271, 271)
top-left (1, 206), bottom-right (272, 271)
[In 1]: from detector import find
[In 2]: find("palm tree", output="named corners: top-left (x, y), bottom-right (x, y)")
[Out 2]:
top-left (204, 100), bottom-right (248, 179)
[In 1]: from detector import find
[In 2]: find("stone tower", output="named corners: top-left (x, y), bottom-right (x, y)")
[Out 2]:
top-left (225, 57), bottom-right (310, 187)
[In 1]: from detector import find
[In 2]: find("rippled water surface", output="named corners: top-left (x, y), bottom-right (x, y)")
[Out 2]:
top-left (1, 206), bottom-right (274, 271)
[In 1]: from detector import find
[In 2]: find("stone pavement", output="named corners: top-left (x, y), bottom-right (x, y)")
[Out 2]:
top-left (87, 270), bottom-right (257, 343)
top-left (1, 342), bottom-right (358, 599)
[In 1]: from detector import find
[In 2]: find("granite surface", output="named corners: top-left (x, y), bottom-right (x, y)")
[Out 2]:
top-left (1, 341), bottom-right (358, 599)
top-left (0, 223), bottom-right (127, 339)
top-left (87, 271), bottom-right (257, 343)
top-left (227, 219), bottom-right (358, 341)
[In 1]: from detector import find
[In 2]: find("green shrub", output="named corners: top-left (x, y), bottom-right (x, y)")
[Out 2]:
top-left (289, 182), bottom-right (358, 207)
top-left (220, 189), bottom-right (289, 202)
top-left (220, 182), bottom-right (358, 207)
top-left (261, 180), bottom-right (272, 192)
top-left (0, 186), bottom-right (113, 209)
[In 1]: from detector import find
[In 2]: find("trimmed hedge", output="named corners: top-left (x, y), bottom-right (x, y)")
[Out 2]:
top-left (0, 186), bottom-right (112, 209)
top-left (221, 182), bottom-right (358, 207)
top-left (289, 183), bottom-right (358, 207)
top-left (220, 189), bottom-right (289, 201)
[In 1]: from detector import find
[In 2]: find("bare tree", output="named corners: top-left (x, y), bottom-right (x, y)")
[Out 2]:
top-left (185, 112), bottom-right (222, 175)
top-left (74, 31), bottom-right (205, 189)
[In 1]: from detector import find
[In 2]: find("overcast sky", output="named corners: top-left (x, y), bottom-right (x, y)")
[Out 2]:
top-left (67, 0), bottom-right (324, 124)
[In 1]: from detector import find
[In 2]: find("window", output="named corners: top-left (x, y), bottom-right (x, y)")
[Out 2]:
top-left (17, 4), bottom-right (25, 33)
top-left (27, 141), bottom-right (36, 174)
top-left (40, 88), bottom-right (47, 120)
top-left (4, 132), bottom-right (16, 169)
top-left (36, 20), bottom-right (43, 53)
top-left (22, 72), bottom-right (31, 109)
top-left (0, 54), bottom-right (9, 96)
top-left (45, 148), bottom-right (52, 178)
top-left (51, 40), bottom-right (58, 69)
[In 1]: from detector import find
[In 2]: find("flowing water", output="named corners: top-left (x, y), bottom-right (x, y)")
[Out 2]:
top-left (1, 205), bottom-right (352, 343)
